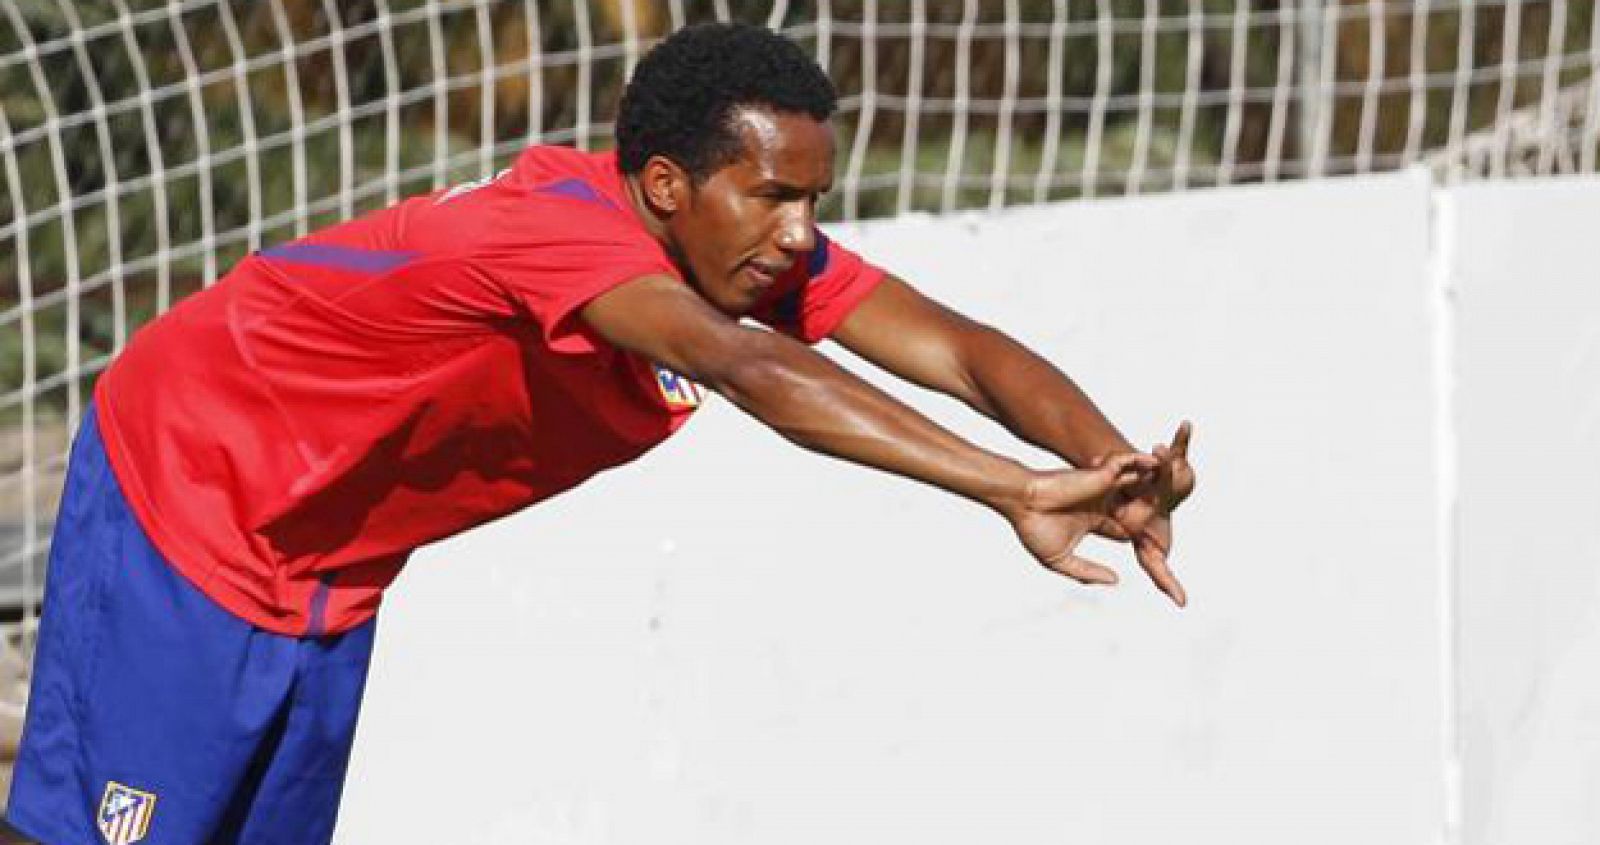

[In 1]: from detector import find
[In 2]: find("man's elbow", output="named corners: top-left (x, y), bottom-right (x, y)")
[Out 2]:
top-left (950, 323), bottom-right (1018, 414)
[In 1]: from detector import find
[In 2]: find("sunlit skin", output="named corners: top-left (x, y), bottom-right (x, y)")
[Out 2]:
top-left (624, 107), bottom-right (834, 316)
top-left (597, 107), bottom-right (1196, 605)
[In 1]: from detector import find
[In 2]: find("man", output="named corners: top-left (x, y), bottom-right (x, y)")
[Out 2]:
top-left (7, 22), bottom-right (1194, 845)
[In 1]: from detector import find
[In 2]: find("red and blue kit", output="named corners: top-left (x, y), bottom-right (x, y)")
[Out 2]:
top-left (8, 147), bottom-right (884, 844)
top-left (99, 146), bottom-right (884, 637)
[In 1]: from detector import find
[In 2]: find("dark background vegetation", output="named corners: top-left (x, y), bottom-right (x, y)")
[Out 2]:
top-left (0, 0), bottom-right (1593, 442)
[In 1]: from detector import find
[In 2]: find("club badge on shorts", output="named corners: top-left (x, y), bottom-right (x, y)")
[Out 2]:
top-left (652, 362), bottom-right (706, 409)
top-left (97, 781), bottom-right (157, 845)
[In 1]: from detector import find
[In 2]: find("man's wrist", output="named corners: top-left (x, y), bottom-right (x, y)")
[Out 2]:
top-left (980, 458), bottom-right (1036, 519)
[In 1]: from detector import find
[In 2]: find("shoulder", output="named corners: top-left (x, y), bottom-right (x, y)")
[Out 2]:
top-left (506, 146), bottom-right (629, 207)
top-left (405, 148), bottom-right (655, 263)
top-left (497, 148), bottom-right (648, 242)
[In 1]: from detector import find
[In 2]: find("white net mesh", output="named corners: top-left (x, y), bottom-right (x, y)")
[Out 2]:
top-left (0, 0), bottom-right (1595, 666)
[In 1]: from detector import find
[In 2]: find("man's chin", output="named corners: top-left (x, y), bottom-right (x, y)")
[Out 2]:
top-left (706, 287), bottom-right (763, 319)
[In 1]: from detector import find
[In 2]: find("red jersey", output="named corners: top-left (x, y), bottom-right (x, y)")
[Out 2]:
top-left (95, 147), bottom-right (885, 636)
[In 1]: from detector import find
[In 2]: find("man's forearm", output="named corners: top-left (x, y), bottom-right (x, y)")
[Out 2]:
top-left (957, 325), bottom-right (1135, 467)
top-left (702, 329), bottom-right (1034, 516)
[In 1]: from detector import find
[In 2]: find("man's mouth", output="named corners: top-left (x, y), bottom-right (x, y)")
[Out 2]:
top-left (742, 259), bottom-right (790, 288)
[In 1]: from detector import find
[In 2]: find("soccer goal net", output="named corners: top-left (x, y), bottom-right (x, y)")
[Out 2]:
top-left (0, 0), bottom-right (1595, 669)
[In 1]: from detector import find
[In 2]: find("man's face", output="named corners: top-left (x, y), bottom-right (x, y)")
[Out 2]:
top-left (665, 108), bottom-right (835, 316)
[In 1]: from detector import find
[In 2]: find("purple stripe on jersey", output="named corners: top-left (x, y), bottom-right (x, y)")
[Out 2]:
top-left (259, 242), bottom-right (419, 274)
top-left (536, 177), bottom-right (618, 209)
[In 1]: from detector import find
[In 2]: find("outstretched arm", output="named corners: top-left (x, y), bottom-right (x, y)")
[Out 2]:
top-left (581, 275), bottom-right (1154, 582)
top-left (832, 274), bottom-right (1195, 605)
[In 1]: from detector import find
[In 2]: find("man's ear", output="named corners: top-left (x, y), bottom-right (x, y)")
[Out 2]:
top-left (639, 155), bottom-right (691, 216)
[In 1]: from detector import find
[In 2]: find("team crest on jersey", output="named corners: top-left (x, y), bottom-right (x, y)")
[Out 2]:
top-left (97, 781), bottom-right (157, 845)
top-left (652, 362), bottom-right (706, 409)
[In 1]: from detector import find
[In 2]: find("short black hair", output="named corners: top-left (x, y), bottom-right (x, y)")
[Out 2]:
top-left (616, 23), bottom-right (837, 181)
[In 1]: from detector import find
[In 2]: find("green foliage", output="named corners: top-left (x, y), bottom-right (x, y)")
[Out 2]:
top-left (0, 0), bottom-right (1595, 408)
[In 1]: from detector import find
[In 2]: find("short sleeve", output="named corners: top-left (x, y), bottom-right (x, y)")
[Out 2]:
top-left (489, 202), bottom-right (679, 355)
top-left (751, 230), bottom-right (887, 344)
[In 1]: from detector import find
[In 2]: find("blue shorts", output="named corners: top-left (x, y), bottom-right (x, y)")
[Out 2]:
top-left (6, 407), bottom-right (378, 844)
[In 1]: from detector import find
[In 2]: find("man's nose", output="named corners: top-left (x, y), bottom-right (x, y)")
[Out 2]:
top-left (776, 210), bottom-right (816, 255)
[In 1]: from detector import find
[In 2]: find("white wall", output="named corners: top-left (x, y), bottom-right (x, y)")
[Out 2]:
top-left (1450, 176), bottom-right (1600, 845)
top-left (338, 171), bottom-right (1452, 844)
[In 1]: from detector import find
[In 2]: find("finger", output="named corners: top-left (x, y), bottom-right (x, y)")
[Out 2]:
top-left (1148, 444), bottom-right (1177, 498)
top-left (1170, 420), bottom-right (1193, 459)
top-left (1152, 444), bottom-right (1175, 486)
top-left (1113, 469), bottom-right (1152, 491)
top-left (1138, 518), bottom-right (1172, 556)
top-left (1135, 538), bottom-right (1187, 607)
top-left (1099, 451), bottom-right (1159, 481)
top-left (1036, 455), bottom-right (1157, 511)
top-left (1091, 514), bottom-right (1134, 542)
top-left (1149, 438), bottom-right (1194, 514)
top-left (1046, 553), bottom-right (1119, 586)
top-left (1109, 498), bottom-right (1156, 539)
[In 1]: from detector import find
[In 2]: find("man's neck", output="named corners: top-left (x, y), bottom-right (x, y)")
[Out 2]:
top-left (621, 171), bottom-right (698, 287)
